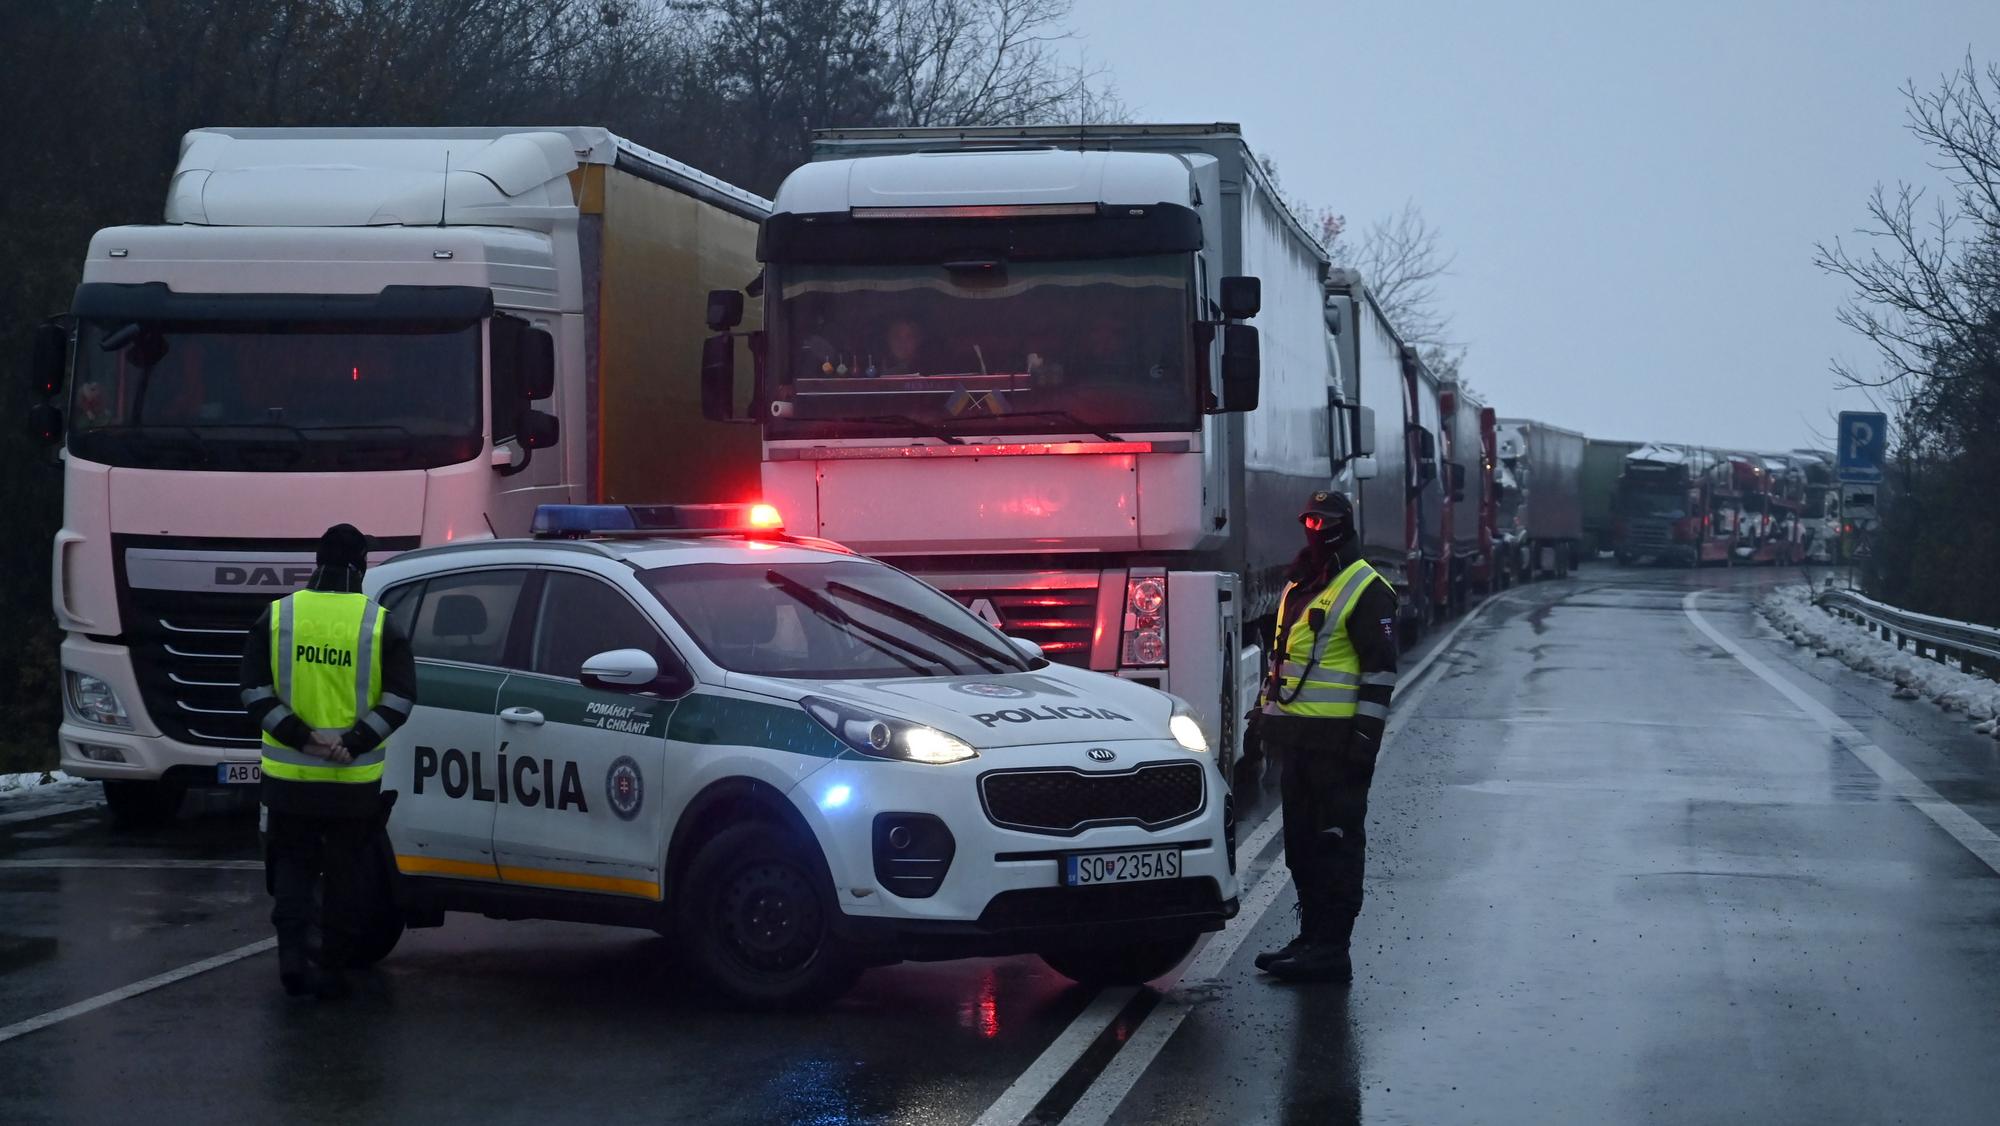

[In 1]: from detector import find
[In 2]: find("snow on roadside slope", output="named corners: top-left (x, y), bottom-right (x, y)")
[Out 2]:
top-left (0, 770), bottom-right (88, 794)
top-left (1760, 584), bottom-right (2000, 736)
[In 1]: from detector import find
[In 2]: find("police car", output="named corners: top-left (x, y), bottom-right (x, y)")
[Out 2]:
top-left (365, 503), bottom-right (1238, 1007)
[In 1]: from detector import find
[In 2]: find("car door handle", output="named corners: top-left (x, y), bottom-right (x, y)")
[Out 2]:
top-left (500, 707), bottom-right (545, 726)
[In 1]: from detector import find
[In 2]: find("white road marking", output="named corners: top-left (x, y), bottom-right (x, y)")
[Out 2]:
top-left (0, 859), bottom-right (263, 871)
top-left (0, 937), bottom-right (276, 1046)
top-left (967, 986), bottom-right (1138, 1126)
top-left (1684, 590), bottom-right (2000, 875)
top-left (1010, 588), bottom-right (1512, 1126)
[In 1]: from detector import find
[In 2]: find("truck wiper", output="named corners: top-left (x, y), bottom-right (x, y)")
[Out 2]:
top-left (826, 415), bottom-right (964, 445)
top-left (969, 410), bottom-right (1124, 443)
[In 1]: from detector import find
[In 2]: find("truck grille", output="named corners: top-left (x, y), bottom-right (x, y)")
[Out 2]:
top-left (1626, 519), bottom-right (1674, 549)
top-left (979, 762), bottom-right (1206, 836)
top-left (939, 581), bottom-right (1098, 666)
top-left (125, 590), bottom-right (271, 749)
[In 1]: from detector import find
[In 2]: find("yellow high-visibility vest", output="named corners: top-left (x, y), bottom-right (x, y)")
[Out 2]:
top-left (260, 591), bottom-right (388, 784)
top-left (1263, 559), bottom-right (1387, 719)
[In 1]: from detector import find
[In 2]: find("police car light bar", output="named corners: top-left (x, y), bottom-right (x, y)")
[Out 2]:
top-left (532, 503), bottom-right (785, 539)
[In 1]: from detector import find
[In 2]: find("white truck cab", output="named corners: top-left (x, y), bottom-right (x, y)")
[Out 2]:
top-left (369, 503), bottom-right (1239, 1007)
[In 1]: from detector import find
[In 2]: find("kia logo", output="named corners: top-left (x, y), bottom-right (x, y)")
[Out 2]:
top-left (1087, 748), bottom-right (1116, 762)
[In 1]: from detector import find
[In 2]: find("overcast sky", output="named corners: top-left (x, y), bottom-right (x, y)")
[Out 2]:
top-left (1069, 0), bottom-right (2000, 451)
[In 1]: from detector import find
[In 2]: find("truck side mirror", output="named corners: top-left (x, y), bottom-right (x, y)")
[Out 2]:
top-left (520, 327), bottom-right (555, 400)
top-left (1412, 427), bottom-right (1439, 491)
top-left (30, 322), bottom-right (67, 396)
top-left (1350, 455), bottom-right (1379, 481)
top-left (1220, 276), bottom-right (1261, 319)
top-left (1352, 405), bottom-right (1375, 457)
top-left (701, 334), bottom-right (738, 421)
top-left (518, 410), bottom-right (559, 450)
top-left (706, 289), bottom-right (744, 332)
top-left (1219, 323), bottom-right (1260, 412)
top-left (28, 403), bottom-right (63, 445)
top-left (1450, 461), bottom-right (1467, 502)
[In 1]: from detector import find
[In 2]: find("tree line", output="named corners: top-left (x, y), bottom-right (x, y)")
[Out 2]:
top-left (1818, 54), bottom-right (2000, 626)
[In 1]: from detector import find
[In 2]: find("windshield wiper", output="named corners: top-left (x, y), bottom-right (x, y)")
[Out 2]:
top-left (765, 572), bottom-right (948, 675)
top-left (823, 581), bottom-right (1018, 673)
top-left (966, 410), bottom-right (1124, 443)
top-left (813, 413), bottom-right (964, 445)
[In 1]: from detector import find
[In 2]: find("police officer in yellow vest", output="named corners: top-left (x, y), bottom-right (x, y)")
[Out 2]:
top-left (238, 525), bottom-right (416, 999)
top-left (1254, 490), bottom-right (1398, 983)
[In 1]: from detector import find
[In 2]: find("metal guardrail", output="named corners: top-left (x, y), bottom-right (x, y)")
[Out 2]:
top-left (1814, 587), bottom-right (2000, 678)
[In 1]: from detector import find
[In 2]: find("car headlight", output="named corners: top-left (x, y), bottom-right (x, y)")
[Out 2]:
top-left (802, 696), bottom-right (977, 765)
top-left (65, 671), bottom-right (132, 730)
top-left (1169, 707), bottom-right (1209, 753)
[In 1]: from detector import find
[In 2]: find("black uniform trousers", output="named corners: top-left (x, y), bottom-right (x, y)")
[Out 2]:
top-left (265, 808), bottom-right (372, 971)
top-left (1265, 714), bottom-right (1380, 946)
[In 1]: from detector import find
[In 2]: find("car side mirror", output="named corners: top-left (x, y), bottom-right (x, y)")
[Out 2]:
top-left (519, 409), bottom-right (559, 450)
top-left (1220, 276), bottom-right (1261, 319)
top-left (580, 648), bottom-right (660, 691)
top-left (1006, 635), bottom-right (1045, 664)
top-left (1350, 455), bottom-right (1379, 481)
top-left (30, 322), bottom-right (67, 396)
top-left (1218, 323), bottom-right (1260, 412)
top-left (29, 403), bottom-right (63, 445)
top-left (521, 327), bottom-right (555, 400)
top-left (706, 289), bottom-right (744, 332)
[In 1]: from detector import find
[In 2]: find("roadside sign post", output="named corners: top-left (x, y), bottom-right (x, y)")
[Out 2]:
top-left (1836, 411), bottom-right (1887, 588)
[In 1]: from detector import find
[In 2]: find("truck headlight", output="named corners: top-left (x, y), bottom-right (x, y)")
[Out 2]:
top-left (1169, 707), bottom-right (1209, 753)
top-left (65, 671), bottom-right (132, 730)
top-left (802, 696), bottom-right (977, 765)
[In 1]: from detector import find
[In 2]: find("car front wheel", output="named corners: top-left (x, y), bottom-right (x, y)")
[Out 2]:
top-left (1039, 932), bottom-right (1201, 987)
top-left (679, 822), bottom-right (859, 1010)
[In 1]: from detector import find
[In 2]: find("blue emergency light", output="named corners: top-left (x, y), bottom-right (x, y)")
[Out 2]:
top-left (531, 503), bottom-right (785, 539)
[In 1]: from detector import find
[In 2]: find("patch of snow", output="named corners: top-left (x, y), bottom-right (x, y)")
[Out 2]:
top-left (0, 770), bottom-right (89, 794)
top-left (1760, 585), bottom-right (2000, 741)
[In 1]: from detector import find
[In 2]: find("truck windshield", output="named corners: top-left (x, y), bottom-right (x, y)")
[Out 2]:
top-left (67, 319), bottom-right (482, 472)
top-left (1618, 486), bottom-right (1687, 518)
top-left (765, 255), bottom-right (1196, 439)
top-left (642, 559), bottom-right (1030, 680)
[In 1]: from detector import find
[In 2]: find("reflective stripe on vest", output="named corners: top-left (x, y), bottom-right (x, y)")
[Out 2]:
top-left (262, 591), bottom-right (388, 785)
top-left (1263, 559), bottom-right (1385, 719)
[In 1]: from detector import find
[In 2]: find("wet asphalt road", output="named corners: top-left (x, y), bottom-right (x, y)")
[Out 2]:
top-left (6, 564), bottom-right (2000, 1125)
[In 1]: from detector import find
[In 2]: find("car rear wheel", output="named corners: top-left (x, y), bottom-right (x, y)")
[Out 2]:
top-left (1039, 932), bottom-right (1201, 987)
top-left (102, 779), bottom-right (185, 829)
top-left (679, 822), bottom-right (859, 1010)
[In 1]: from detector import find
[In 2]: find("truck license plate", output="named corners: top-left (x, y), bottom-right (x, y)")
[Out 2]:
top-left (218, 762), bottom-right (262, 784)
top-left (1064, 847), bottom-right (1181, 887)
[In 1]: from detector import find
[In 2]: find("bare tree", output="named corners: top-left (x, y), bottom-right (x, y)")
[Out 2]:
top-left (1815, 54), bottom-right (2000, 390)
top-left (879, 0), bottom-right (1123, 127)
top-left (1331, 200), bottom-right (1458, 356)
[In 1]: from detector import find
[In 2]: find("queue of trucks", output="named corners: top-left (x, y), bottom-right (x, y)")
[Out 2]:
top-left (25, 121), bottom-right (1828, 818)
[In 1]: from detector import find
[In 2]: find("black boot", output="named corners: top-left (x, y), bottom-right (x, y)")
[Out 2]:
top-left (1266, 942), bottom-right (1353, 984)
top-left (1255, 901), bottom-right (1315, 972)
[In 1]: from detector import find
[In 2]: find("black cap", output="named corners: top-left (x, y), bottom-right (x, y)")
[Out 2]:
top-left (1300, 490), bottom-right (1354, 524)
top-left (316, 524), bottom-right (370, 572)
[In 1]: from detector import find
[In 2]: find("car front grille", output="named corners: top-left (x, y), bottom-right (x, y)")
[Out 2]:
top-left (938, 581), bottom-right (1097, 666)
top-left (979, 761), bottom-right (1206, 836)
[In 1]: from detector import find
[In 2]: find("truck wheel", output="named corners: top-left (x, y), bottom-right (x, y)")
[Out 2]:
top-left (103, 779), bottom-right (185, 829)
top-left (679, 821), bottom-right (859, 1010)
top-left (1039, 932), bottom-right (1201, 987)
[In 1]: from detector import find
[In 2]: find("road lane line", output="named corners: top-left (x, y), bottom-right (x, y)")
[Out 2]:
top-left (0, 859), bottom-right (264, 871)
top-left (0, 937), bottom-right (276, 1046)
top-left (1685, 590), bottom-right (2000, 875)
top-left (1045, 591), bottom-right (1505, 1126)
top-left (967, 987), bottom-right (1139, 1126)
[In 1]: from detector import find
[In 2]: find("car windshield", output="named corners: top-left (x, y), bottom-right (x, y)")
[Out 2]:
top-left (640, 558), bottom-right (1031, 679)
top-left (67, 318), bottom-right (482, 471)
top-left (764, 255), bottom-right (1196, 439)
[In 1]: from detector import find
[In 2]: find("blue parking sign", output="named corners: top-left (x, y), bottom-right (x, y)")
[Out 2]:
top-left (1837, 411), bottom-right (1887, 483)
